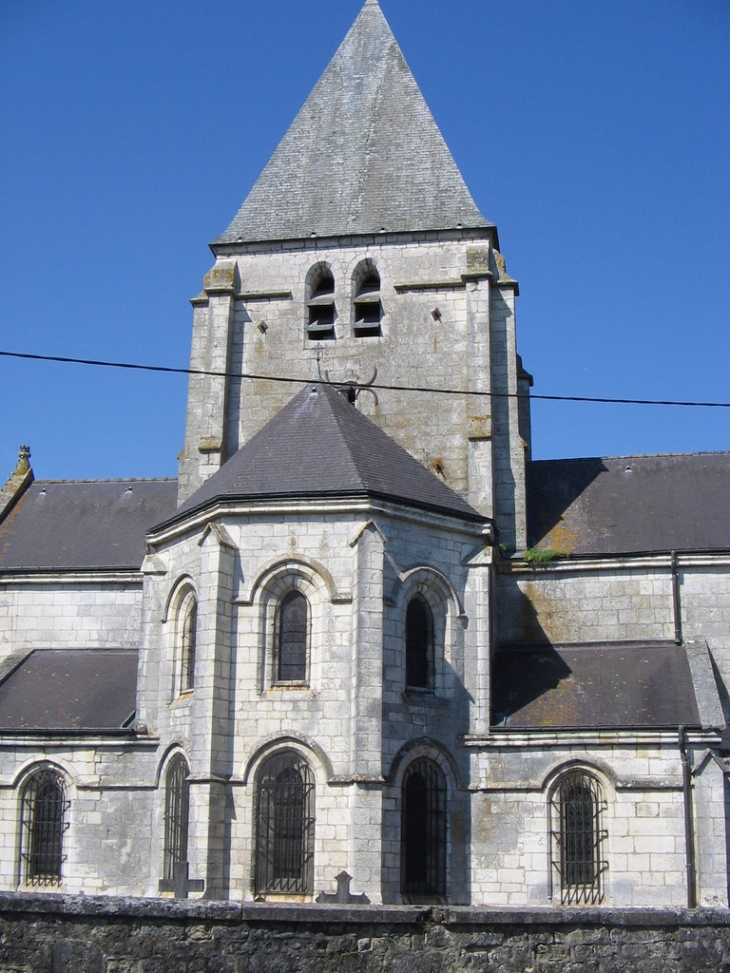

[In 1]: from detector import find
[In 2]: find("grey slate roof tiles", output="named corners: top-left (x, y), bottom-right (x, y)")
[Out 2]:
top-left (0, 479), bottom-right (177, 571)
top-left (492, 643), bottom-right (701, 730)
top-left (169, 383), bottom-right (485, 526)
top-left (216, 0), bottom-right (491, 245)
top-left (0, 648), bottom-right (138, 732)
top-left (527, 453), bottom-right (730, 556)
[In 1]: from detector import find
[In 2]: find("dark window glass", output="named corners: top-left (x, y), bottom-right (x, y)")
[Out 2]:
top-left (255, 751), bottom-right (315, 895)
top-left (277, 591), bottom-right (308, 683)
top-left (180, 596), bottom-right (197, 691)
top-left (164, 757), bottom-right (190, 881)
top-left (552, 771), bottom-right (606, 904)
top-left (20, 770), bottom-right (67, 886)
top-left (405, 595), bottom-right (433, 689)
top-left (401, 758), bottom-right (446, 899)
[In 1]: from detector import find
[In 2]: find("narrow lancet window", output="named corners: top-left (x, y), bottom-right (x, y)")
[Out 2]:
top-left (551, 770), bottom-right (606, 904)
top-left (276, 590), bottom-right (308, 683)
top-left (401, 758), bottom-right (446, 899)
top-left (255, 750), bottom-right (315, 895)
top-left (405, 595), bottom-right (433, 689)
top-left (20, 770), bottom-right (67, 886)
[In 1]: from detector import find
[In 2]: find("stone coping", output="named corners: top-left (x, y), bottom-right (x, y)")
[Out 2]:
top-left (1, 892), bottom-right (728, 928)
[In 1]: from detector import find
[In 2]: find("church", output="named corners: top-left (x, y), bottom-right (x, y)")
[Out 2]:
top-left (1, 0), bottom-right (729, 909)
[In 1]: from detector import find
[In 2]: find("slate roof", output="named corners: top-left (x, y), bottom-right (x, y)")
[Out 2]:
top-left (527, 453), bottom-right (730, 556)
top-left (0, 479), bottom-right (177, 571)
top-left (167, 383), bottom-right (485, 527)
top-left (0, 649), bottom-right (137, 732)
top-left (492, 643), bottom-right (702, 730)
top-left (215, 0), bottom-right (490, 246)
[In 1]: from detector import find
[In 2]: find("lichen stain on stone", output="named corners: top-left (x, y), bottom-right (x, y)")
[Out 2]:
top-left (518, 581), bottom-right (568, 644)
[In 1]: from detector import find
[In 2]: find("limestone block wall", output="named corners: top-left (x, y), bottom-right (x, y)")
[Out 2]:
top-left (0, 578), bottom-right (143, 657)
top-left (468, 741), bottom-right (716, 908)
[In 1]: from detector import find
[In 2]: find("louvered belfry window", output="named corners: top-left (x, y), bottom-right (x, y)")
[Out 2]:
top-left (401, 758), bottom-right (446, 899)
top-left (164, 756), bottom-right (190, 881)
top-left (276, 591), bottom-right (308, 683)
top-left (405, 595), bottom-right (433, 689)
top-left (551, 771), bottom-right (607, 904)
top-left (255, 751), bottom-right (315, 895)
top-left (20, 770), bottom-right (68, 886)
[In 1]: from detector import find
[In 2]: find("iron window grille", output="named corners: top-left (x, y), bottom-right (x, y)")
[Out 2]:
top-left (550, 770), bottom-right (607, 904)
top-left (163, 756), bottom-right (190, 882)
top-left (20, 770), bottom-right (69, 886)
top-left (180, 594), bottom-right (197, 692)
top-left (254, 751), bottom-right (315, 896)
top-left (401, 757), bottom-right (446, 900)
top-left (275, 590), bottom-right (308, 684)
top-left (405, 595), bottom-right (433, 690)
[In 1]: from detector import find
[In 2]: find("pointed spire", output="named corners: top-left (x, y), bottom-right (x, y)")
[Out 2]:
top-left (216, 1), bottom-right (491, 245)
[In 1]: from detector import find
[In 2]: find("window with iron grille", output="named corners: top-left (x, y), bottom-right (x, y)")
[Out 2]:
top-left (550, 770), bottom-right (607, 904)
top-left (20, 769), bottom-right (68, 886)
top-left (179, 591), bottom-right (197, 692)
top-left (401, 758), bottom-right (446, 900)
top-left (405, 595), bottom-right (433, 690)
top-left (275, 591), bottom-right (308, 684)
top-left (254, 750), bottom-right (315, 895)
top-left (163, 756), bottom-right (190, 882)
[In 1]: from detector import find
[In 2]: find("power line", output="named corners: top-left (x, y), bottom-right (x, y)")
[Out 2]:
top-left (2, 348), bottom-right (730, 410)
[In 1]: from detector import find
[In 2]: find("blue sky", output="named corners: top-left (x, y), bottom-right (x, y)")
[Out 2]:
top-left (1, 0), bottom-right (729, 481)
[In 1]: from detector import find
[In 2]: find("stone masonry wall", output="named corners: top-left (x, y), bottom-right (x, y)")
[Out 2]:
top-left (1, 894), bottom-right (730, 972)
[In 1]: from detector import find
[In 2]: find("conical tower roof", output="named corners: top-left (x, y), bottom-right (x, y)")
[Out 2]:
top-left (166, 383), bottom-right (485, 526)
top-left (215, 0), bottom-right (491, 245)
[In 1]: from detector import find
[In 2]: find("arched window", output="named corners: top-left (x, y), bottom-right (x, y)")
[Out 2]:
top-left (353, 262), bottom-right (382, 336)
top-left (179, 591), bottom-right (197, 692)
top-left (20, 769), bottom-right (67, 886)
top-left (401, 758), bottom-right (446, 899)
top-left (551, 770), bottom-right (606, 904)
top-left (405, 595), bottom-right (433, 690)
top-left (254, 750), bottom-right (315, 895)
top-left (276, 590), bottom-right (309, 684)
top-left (163, 756), bottom-right (190, 882)
top-left (307, 265), bottom-right (335, 339)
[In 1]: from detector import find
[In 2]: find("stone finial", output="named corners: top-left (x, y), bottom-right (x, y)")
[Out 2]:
top-left (18, 445), bottom-right (31, 470)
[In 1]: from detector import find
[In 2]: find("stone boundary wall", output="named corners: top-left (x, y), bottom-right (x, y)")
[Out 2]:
top-left (1, 893), bottom-right (730, 972)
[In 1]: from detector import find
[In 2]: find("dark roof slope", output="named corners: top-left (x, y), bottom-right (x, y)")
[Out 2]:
top-left (216, 0), bottom-right (490, 245)
top-left (0, 479), bottom-right (177, 571)
top-left (527, 453), bottom-right (730, 556)
top-left (0, 649), bottom-right (137, 732)
top-left (167, 383), bottom-right (484, 526)
top-left (493, 643), bottom-right (701, 730)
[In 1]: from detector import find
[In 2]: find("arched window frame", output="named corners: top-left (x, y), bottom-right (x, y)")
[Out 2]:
top-left (274, 589), bottom-right (309, 685)
top-left (405, 594), bottom-right (434, 691)
top-left (178, 589), bottom-right (197, 693)
top-left (352, 259), bottom-right (382, 337)
top-left (253, 749), bottom-right (315, 896)
top-left (395, 569), bottom-right (457, 697)
top-left (19, 768), bottom-right (69, 887)
top-left (400, 757), bottom-right (446, 901)
top-left (163, 755), bottom-right (191, 882)
top-left (306, 263), bottom-right (336, 340)
top-left (550, 769), bottom-right (607, 904)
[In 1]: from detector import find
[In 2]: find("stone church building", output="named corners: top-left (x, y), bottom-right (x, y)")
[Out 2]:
top-left (1, 0), bottom-right (729, 909)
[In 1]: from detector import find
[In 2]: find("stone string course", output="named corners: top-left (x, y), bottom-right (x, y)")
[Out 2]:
top-left (1, 894), bottom-right (730, 972)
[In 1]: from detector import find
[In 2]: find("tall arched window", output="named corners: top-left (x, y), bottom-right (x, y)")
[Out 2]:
top-left (353, 262), bottom-right (382, 336)
top-left (276, 590), bottom-right (309, 684)
top-left (401, 758), bottom-right (446, 900)
top-left (405, 595), bottom-right (433, 690)
top-left (179, 591), bottom-right (197, 692)
top-left (254, 750), bottom-right (315, 895)
top-left (551, 770), bottom-right (606, 904)
top-left (163, 756), bottom-right (190, 882)
top-left (307, 265), bottom-right (335, 339)
top-left (20, 769), bottom-right (67, 886)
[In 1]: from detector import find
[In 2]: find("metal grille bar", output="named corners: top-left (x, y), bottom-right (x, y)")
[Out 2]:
top-left (401, 757), bottom-right (446, 899)
top-left (551, 771), bottom-right (607, 904)
top-left (20, 770), bottom-right (68, 886)
top-left (164, 757), bottom-right (190, 881)
top-left (255, 751), bottom-right (315, 895)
